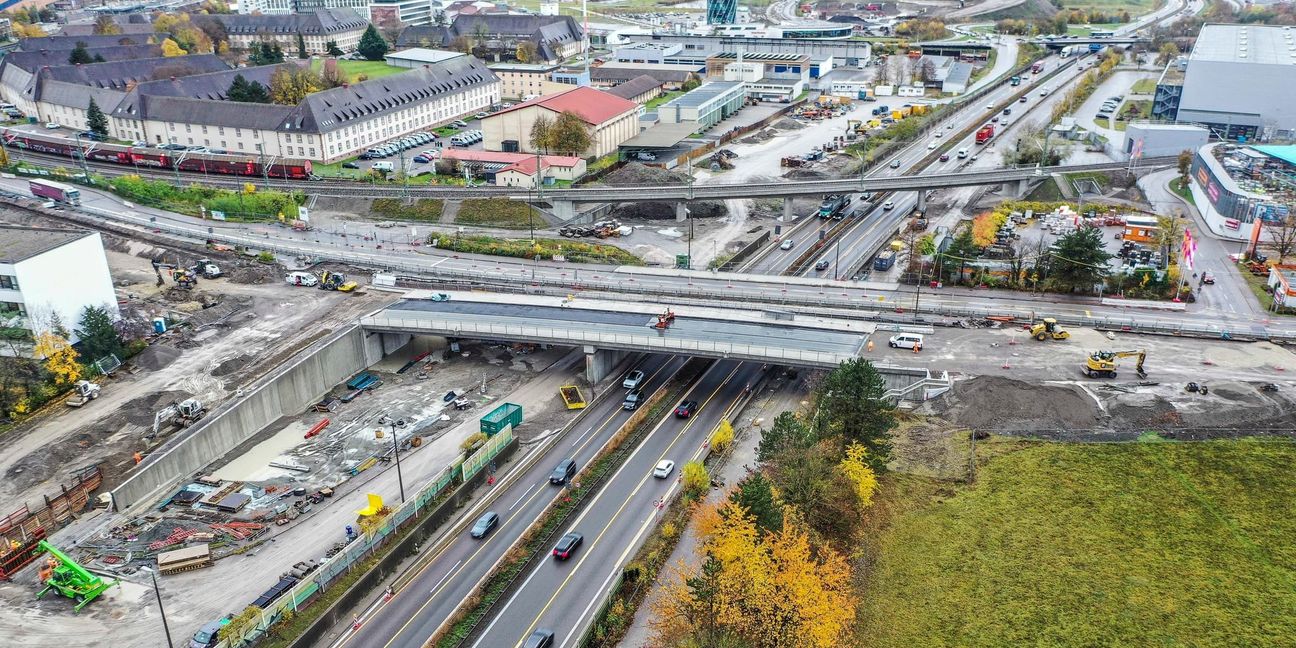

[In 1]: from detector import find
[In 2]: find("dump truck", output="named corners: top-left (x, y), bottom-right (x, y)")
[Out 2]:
top-left (817, 194), bottom-right (851, 219)
top-left (873, 250), bottom-right (896, 271)
top-left (975, 124), bottom-right (995, 144)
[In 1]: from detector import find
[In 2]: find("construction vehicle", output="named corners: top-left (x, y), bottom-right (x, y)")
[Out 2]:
top-left (171, 267), bottom-right (198, 289)
top-left (319, 271), bottom-right (358, 292)
top-left (818, 194), bottom-right (850, 219)
top-left (1029, 318), bottom-right (1070, 341)
top-left (64, 380), bottom-right (101, 407)
top-left (35, 540), bottom-right (115, 612)
top-left (653, 308), bottom-right (676, 330)
top-left (1083, 350), bottom-right (1147, 379)
top-left (191, 259), bottom-right (222, 279)
top-left (151, 398), bottom-right (206, 439)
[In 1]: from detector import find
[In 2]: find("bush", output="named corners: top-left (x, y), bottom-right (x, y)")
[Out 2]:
top-left (681, 461), bottom-right (708, 499)
top-left (256, 251), bottom-right (274, 264)
top-left (106, 174), bottom-right (302, 220)
top-left (429, 234), bottom-right (642, 265)
top-left (460, 432), bottom-right (487, 453)
top-left (710, 420), bottom-right (734, 452)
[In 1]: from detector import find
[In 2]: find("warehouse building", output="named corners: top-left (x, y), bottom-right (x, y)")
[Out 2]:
top-left (656, 80), bottom-right (746, 130)
top-left (481, 86), bottom-right (639, 158)
top-left (1161, 24), bottom-right (1296, 141)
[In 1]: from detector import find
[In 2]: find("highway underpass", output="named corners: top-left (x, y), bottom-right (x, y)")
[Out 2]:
top-left (360, 293), bottom-right (873, 381)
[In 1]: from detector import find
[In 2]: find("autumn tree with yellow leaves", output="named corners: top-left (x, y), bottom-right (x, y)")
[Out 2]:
top-left (33, 331), bottom-right (80, 386)
top-left (652, 501), bottom-right (855, 648)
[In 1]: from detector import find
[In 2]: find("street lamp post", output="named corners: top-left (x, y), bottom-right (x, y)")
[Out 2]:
top-left (391, 422), bottom-right (405, 503)
top-left (144, 568), bottom-right (175, 648)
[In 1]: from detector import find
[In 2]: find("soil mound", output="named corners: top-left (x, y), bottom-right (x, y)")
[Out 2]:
top-left (927, 376), bottom-right (1101, 432)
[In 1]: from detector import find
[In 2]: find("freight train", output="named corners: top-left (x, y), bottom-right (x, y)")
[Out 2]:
top-left (1, 129), bottom-right (313, 180)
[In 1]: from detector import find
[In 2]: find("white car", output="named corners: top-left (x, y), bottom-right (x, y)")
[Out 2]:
top-left (985, 103), bottom-right (994, 110)
top-left (652, 460), bottom-right (676, 479)
top-left (780, 239), bottom-right (795, 250)
top-left (1039, 88), bottom-right (1049, 96)
top-left (44, 122), bottom-right (60, 129)
top-left (622, 369), bottom-right (645, 390)
top-left (883, 200), bottom-right (895, 210)
top-left (935, 131), bottom-right (943, 138)
top-left (927, 141), bottom-right (938, 149)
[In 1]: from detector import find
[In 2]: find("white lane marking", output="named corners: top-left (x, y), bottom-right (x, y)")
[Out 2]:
top-left (429, 560), bottom-right (463, 594)
top-left (510, 483), bottom-right (539, 512)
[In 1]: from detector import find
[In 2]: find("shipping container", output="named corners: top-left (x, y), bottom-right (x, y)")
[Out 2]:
top-left (29, 179), bottom-right (81, 205)
top-left (480, 402), bottom-right (522, 436)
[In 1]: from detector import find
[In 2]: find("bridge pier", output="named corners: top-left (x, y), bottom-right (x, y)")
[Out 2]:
top-left (782, 198), bottom-right (794, 221)
top-left (584, 345), bottom-right (629, 385)
top-left (551, 200), bottom-right (577, 222)
top-left (378, 332), bottom-right (412, 356)
top-left (675, 202), bottom-right (688, 222)
top-left (916, 189), bottom-right (927, 212)
top-left (1016, 178), bottom-right (1033, 198)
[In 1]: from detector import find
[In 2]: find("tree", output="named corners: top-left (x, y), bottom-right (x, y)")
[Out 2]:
top-left (326, 40), bottom-right (343, 56)
top-left (814, 358), bottom-right (896, 465)
top-left (450, 35), bottom-right (474, 54)
top-left (681, 460), bottom-right (709, 498)
top-left (318, 59), bottom-right (346, 88)
top-left (86, 98), bottom-right (109, 138)
top-left (93, 15), bottom-right (121, 35)
top-left (196, 16), bottom-right (228, 51)
top-left (33, 331), bottom-right (79, 386)
top-left (757, 411), bottom-right (817, 462)
top-left (1155, 214), bottom-right (1185, 264)
top-left (529, 114), bottom-right (553, 153)
top-left (729, 473), bottom-right (782, 534)
top-left (358, 24), bottom-right (389, 61)
top-left (226, 74), bottom-right (271, 103)
top-left (1050, 227), bottom-right (1112, 292)
top-left (296, 33), bottom-right (308, 59)
top-left (14, 23), bottom-right (48, 38)
top-left (710, 419), bottom-right (734, 451)
top-left (161, 38), bottom-right (187, 57)
top-left (938, 227), bottom-right (979, 285)
top-left (473, 21), bottom-right (489, 48)
top-left (547, 110), bottom-right (593, 157)
top-left (76, 305), bottom-right (123, 361)
top-left (838, 442), bottom-right (878, 510)
top-left (1157, 41), bottom-right (1181, 65)
top-left (268, 65), bottom-right (320, 105)
top-left (919, 57), bottom-right (937, 84)
top-left (681, 73), bottom-right (701, 92)
top-left (249, 41), bottom-right (284, 65)
top-left (92, 53), bottom-right (106, 63)
top-left (1265, 213), bottom-right (1296, 264)
top-left (1177, 149), bottom-right (1193, 188)
top-left (68, 41), bottom-right (94, 65)
top-left (515, 40), bottom-right (538, 63)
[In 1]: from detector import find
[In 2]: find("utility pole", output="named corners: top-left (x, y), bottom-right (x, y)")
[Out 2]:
top-left (72, 133), bottom-right (90, 180)
top-left (391, 422), bottom-right (405, 503)
top-left (399, 145), bottom-right (408, 198)
top-left (145, 568), bottom-right (174, 648)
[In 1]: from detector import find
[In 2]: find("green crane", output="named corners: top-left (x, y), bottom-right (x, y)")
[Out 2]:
top-left (35, 540), bottom-right (115, 612)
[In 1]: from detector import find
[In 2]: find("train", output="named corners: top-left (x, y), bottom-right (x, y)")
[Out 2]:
top-left (0, 129), bottom-right (313, 180)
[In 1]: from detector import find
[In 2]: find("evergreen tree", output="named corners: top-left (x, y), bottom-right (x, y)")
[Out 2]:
top-left (226, 74), bottom-right (271, 103)
top-left (358, 24), bottom-right (388, 61)
top-left (92, 53), bottom-right (106, 63)
top-left (75, 305), bottom-right (123, 361)
top-left (326, 40), bottom-right (342, 56)
top-left (68, 41), bottom-right (93, 65)
top-left (1050, 227), bottom-right (1112, 293)
top-left (814, 358), bottom-right (896, 466)
top-left (296, 33), bottom-right (308, 59)
top-left (86, 98), bottom-right (109, 138)
top-left (729, 473), bottom-right (783, 535)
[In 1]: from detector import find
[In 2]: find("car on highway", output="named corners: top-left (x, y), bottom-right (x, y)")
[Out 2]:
top-left (653, 459), bottom-right (676, 478)
top-left (623, 388), bottom-right (645, 411)
top-left (780, 239), bottom-right (795, 250)
top-left (927, 141), bottom-right (938, 149)
top-left (552, 531), bottom-right (583, 560)
top-left (523, 629), bottom-right (555, 648)
top-left (549, 458), bottom-right (577, 485)
top-left (939, 153), bottom-right (950, 162)
top-left (985, 103), bottom-right (994, 110)
top-left (889, 159), bottom-right (901, 168)
top-left (883, 200), bottom-right (895, 210)
top-left (1039, 87), bottom-right (1050, 96)
top-left (1019, 96), bottom-right (1028, 103)
top-left (470, 511), bottom-right (500, 539)
top-left (957, 148), bottom-right (969, 159)
top-left (622, 369), bottom-right (645, 389)
top-left (815, 259), bottom-right (830, 271)
top-left (44, 122), bottom-right (60, 129)
top-left (1202, 270), bottom-right (1215, 285)
top-left (935, 131), bottom-right (943, 138)
top-left (1002, 107), bottom-right (1012, 116)
top-left (674, 400), bottom-right (698, 418)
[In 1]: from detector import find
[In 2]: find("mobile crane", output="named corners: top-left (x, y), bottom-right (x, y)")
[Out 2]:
top-left (1083, 350), bottom-right (1147, 379)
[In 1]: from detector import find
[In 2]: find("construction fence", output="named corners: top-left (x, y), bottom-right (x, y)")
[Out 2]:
top-left (213, 426), bottom-right (515, 648)
top-left (0, 465), bottom-right (102, 549)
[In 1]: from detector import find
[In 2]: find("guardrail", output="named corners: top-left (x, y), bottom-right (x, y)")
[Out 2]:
top-left (359, 316), bottom-right (859, 368)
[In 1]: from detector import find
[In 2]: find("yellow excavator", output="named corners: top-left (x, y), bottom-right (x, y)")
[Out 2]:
top-left (1029, 317), bottom-right (1070, 341)
top-left (1083, 350), bottom-right (1147, 379)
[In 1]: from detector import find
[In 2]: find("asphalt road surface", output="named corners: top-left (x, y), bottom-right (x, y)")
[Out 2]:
top-left (470, 360), bottom-right (762, 648)
top-left (333, 354), bottom-right (688, 648)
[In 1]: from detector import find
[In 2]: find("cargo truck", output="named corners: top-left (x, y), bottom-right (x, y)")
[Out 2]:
top-left (817, 194), bottom-right (851, 219)
top-left (975, 124), bottom-right (995, 144)
top-left (1010, 76), bottom-right (1021, 86)
top-left (29, 179), bottom-right (81, 206)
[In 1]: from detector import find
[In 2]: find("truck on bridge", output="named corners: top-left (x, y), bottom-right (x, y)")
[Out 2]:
top-left (818, 194), bottom-right (851, 219)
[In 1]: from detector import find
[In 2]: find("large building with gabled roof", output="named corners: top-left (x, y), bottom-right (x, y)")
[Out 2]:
top-left (480, 85), bottom-right (639, 158)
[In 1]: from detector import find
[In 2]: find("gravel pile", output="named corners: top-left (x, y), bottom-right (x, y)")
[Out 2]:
top-left (599, 163), bottom-right (689, 186)
top-left (134, 344), bottom-right (182, 371)
top-left (926, 376), bottom-right (1101, 433)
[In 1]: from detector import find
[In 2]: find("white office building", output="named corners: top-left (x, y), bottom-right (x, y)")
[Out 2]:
top-left (0, 226), bottom-right (118, 346)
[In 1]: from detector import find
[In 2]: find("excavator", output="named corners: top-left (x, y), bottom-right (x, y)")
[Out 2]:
top-left (1029, 318), bottom-right (1070, 341)
top-left (1083, 350), bottom-right (1147, 379)
top-left (319, 271), bottom-right (358, 292)
top-left (149, 398), bottom-right (206, 440)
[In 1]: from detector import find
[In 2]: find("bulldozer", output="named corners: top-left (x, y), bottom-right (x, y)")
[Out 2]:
top-left (1029, 318), bottom-right (1070, 341)
top-left (319, 271), bottom-right (358, 292)
top-left (1083, 350), bottom-right (1147, 379)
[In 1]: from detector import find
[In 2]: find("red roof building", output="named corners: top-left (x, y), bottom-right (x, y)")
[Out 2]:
top-left (482, 86), bottom-right (641, 158)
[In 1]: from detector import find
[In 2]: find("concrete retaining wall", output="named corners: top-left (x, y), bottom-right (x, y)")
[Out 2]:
top-left (111, 324), bottom-right (387, 511)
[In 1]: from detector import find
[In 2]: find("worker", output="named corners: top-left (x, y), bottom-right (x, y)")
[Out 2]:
top-left (867, 340), bottom-right (875, 353)
top-left (486, 475), bottom-right (495, 487)
top-left (913, 341), bottom-right (922, 354)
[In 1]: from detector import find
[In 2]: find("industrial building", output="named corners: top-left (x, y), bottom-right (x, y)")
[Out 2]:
top-left (481, 86), bottom-right (640, 158)
top-left (385, 48), bottom-right (465, 68)
top-left (1154, 24), bottom-right (1296, 141)
top-left (1123, 123), bottom-right (1209, 160)
top-left (0, 226), bottom-right (118, 346)
top-left (716, 53), bottom-right (809, 101)
top-left (622, 32), bottom-right (869, 74)
top-left (655, 80), bottom-right (746, 130)
top-left (1189, 143), bottom-right (1296, 237)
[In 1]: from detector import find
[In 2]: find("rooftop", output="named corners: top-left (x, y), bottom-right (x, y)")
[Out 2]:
top-left (440, 149), bottom-right (582, 168)
top-left (1252, 145), bottom-right (1296, 167)
top-left (1190, 23), bottom-right (1296, 65)
top-left (661, 81), bottom-right (744, 109)
top-left (707, 51), bottom-right (809, 62)
top-left (385, 48), bottom-right (466, 65)
top-left (198, 9), bottom-right (368, 36)
top-left (605, 75), bottom-right (663, 101)
top-left (0, 225), bottom-right (92, 264)
top-left (488, 86), bottom-right (638, 125)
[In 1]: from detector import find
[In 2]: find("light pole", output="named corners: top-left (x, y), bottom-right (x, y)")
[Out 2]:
top-left (391, 421), bottom-right (405, 503)
top-left (72, 132), bottom-right (90, 179)
top-left (143, 567), bottom-right (174, 648)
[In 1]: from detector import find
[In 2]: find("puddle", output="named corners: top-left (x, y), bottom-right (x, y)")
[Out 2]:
top-left (211, 420), bottom-right (314, 482)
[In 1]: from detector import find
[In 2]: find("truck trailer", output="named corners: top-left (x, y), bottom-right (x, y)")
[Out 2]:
top-left (29, 179), bottom-right (81, 206)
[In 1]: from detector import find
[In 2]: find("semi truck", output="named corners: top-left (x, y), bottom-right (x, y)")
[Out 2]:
top-left (818, 194), bottom-right (851, 219)
top-left (975, 124), bottom-right (995, 144)
top-left (1031, 61), bottom-right (1045, 74)
top-left (29, 179), bottom-right (81, 206)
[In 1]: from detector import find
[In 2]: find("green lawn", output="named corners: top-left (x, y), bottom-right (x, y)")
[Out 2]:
top-left (1131, 78), bottom-right (1157, 94)
top-left (371, 198), bottom-right (444, 222)
top-left (456, 198), bottom-right (539, 229)
top-left (311, 58), bottom-right (406, 83)
top-left (645, 90), bottom-right (684, 111)
top-left (1169, 177), bottom-right (1196, 206)
top-left (859, 439), bottom-right (1296, 647)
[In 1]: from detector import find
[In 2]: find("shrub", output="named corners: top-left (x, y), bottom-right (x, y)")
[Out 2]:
top-left (682, 460), bottom-right (708, 499)
top-left (710, 420), bottom-right (735, 452)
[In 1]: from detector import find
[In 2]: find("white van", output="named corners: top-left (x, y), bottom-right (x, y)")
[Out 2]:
top-left (888, 333), bottom-right (925, 349)
top-left (957, 148), bottom-right (969, 159)
top-left (371, 161), bottom-right (394, 172)
top-left (285, 271), bottom-right (318, 287)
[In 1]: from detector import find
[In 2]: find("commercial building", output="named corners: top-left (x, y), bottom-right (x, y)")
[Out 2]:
top-left (711, 21), bottom-right (854, 40)
top-left (656, 80), bottom-right (745, 130)
top-left (1158, 24), bottom-right (1296, 141)
top-left (110, 57), bottom-right (499, 162)
top-left (237, 0), bottom-right (372, 16)
top-left (481, 86), bottom-right (639, 158)
top-left (613, 42), bottom-right (683, 65)
top-left (605, 75), bottom-right (664, 106)
top-left (622, 32), bottom-right (870, 68)
top-left (1267, 265), bottom-right (1296, 311)
top-left (396, 15), bottom-right (584, 64)
top-left (1188, 143), bottom-right (1296, 237)
top-left (1122, 122), bottom-right (1209, 160)
top-left (0, 226), bottom-right (117, 345)
top-left (369, 0), bottom-right (433, 29)
top-left (385, 48), bottom-right (465, 68)
top-left (589, 63), bottom-right (697, 90)
top-left (199, 9), bottom-right (370, 55)
top-left (709, 52), bottom-right (809, 101)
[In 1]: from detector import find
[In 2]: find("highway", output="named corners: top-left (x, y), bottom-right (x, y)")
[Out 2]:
top-left (469, 360), bottom-right (762, 648)
top-left (334, 354), bottom-right (689, 648)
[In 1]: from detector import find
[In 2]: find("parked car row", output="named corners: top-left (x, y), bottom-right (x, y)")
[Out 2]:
top-left (360, 131), bottom-right (439, 159)
top-left (449, 130), bottom-right (483, 147)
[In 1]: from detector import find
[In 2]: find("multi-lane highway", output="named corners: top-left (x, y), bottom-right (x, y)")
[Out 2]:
top-left (469, 360), bottom-right (761, 647)
top-left (334, 354), bottom-right (688, 648)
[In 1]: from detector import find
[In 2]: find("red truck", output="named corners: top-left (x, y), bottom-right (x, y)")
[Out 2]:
top-left (975, 124), bottom-right (995, 145)
top-left (29, 179), bottom-right (81, 206)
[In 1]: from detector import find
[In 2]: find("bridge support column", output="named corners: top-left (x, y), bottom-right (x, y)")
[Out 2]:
top-left (1017, 178), bottom-right (1032, 198)
top-left (675, 202), bottom-right (688, 222)
top-left (551, 200), bottom-right (576, 222)
top-left (378, 332), bottom-right (412, 356)
top-left (782, 198), bottom-right (794, 221)
top-left (584, 345), bottom-right (629, 385)
top-left (916, 189), bottom-right (927, 212)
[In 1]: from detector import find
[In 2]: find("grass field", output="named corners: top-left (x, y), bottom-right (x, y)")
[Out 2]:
top-left (1131, 78), bottom-right (1157, 94)
top-left (311, 59), bottom-right (406, 83)
top-left (1169, 177), bottom-right (1196, 206)
top-left (1059, 0), bottom-right (1154, 13)
top-left (456, 198), bottom-right (537, 229)
top-left (858, 439), bottom-right (1296, 647)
